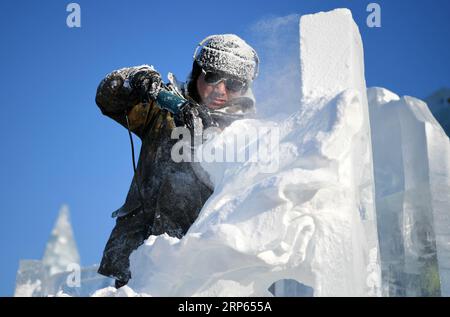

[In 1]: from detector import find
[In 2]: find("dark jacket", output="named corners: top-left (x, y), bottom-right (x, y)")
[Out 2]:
top-left (95, 65), bottom-right (255, 282)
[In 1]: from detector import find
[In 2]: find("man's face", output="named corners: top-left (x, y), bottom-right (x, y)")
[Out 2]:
top-left (196, 72), bottom-right (244, 110)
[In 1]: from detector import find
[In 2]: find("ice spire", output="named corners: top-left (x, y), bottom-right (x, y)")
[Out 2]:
top-left (42, 204), bottom-right (80, 276)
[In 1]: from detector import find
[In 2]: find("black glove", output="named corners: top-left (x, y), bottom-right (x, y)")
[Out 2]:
top-left (130, 69), bottom-right (163, 102)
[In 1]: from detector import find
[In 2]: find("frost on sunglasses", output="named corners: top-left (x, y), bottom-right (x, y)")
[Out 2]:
top-left (202, 69), bottom-right (247, 93)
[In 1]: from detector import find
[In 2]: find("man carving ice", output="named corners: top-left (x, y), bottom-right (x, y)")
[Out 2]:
top-left (95, 34), bottom-right (259, 288)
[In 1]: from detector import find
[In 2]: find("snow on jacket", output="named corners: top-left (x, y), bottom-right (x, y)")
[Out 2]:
top-left (95, 64), bottom-right (255, 281)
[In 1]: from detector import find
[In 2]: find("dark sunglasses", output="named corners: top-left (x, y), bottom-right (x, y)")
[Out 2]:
top-left (202, 69), bottom-right (247, 93)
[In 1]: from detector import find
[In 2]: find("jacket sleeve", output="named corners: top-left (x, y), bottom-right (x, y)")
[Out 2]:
top-left (95, 65), bottom-right (161, 139)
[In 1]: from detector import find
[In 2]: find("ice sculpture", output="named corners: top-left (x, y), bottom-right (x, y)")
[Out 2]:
top-left (42, 204), bottom-right (80, 276)
top-left (369, 88), bottom-right (450, 296)
top-left (121, 9), bottom-right (381, 297)
top-left (18, 8), bottom-right (449, 298)
top-left (14, 205), bottom-right (114, 296)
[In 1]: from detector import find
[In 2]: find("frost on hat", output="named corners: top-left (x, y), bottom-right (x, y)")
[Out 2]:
top-left (194, 34), bottom-right (259, 82)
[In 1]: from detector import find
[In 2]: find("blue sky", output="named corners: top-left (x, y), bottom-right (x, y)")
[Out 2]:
top-left (0, 0), bottom-right (448, 296)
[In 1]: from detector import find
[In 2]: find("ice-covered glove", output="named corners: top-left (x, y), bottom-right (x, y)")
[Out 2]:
top-left (174, 101), bottom-right (218, 130)
top-left (130, 69), bottom-right (163, 102)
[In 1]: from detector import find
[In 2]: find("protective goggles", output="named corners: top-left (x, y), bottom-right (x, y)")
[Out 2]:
top-left (201, 69), bottom-right (247, 93)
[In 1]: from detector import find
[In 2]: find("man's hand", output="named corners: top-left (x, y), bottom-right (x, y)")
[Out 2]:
top-left (130, 69), bottom-right (163, 102)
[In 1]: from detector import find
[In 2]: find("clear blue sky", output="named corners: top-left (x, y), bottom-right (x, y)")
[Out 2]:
top-left (0, 0), bottom-right (448, 296)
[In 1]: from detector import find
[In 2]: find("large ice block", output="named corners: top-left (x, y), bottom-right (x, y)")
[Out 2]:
top-left (299, 9), bottom-right (366, 104)
top-left (298, 8), bottom-right (380, 295)
top-left (299, 8), bottom-right (378, 239)
top-left (368, 87), bottom-right (450, 296)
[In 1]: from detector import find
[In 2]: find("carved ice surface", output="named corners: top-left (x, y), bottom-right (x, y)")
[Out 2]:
top-left (119, 9), bottom-right (382, 297)
top-left (118, 9), bottom-right (448, 297)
